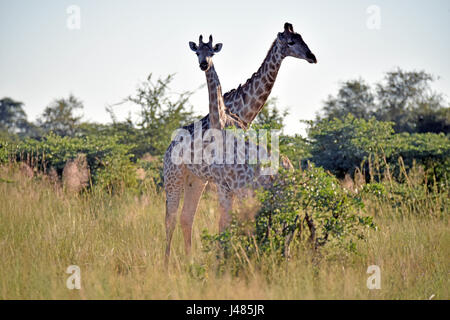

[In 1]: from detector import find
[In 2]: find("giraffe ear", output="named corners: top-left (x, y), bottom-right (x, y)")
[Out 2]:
top-left (189, 41), bottom-right (198, 51)
top-left (213, 43), bottom-right (223, 53)
top-left (284, 22), bottom-right (294, 33)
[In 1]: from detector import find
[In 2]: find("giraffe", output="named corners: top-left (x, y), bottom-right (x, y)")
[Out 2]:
top-left (222, 22), bottom-right (317, 128)
top-left (163, 34), bottom-right (237, 259)
top-left (189, 35), bottom-right (227, 131)
top-left (163, 35), bottom-right (293, 260)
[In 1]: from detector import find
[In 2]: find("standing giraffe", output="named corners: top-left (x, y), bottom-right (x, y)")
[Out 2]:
top-left (164, 34), bottom-right (237, 259)
top-left (222, 22), bottom-right (317, 127)
top-left (163, 35), bottom-right (293, 260)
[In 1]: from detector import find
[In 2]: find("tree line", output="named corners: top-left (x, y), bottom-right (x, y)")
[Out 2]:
top-left (0, 68), bottom-right (449, 189)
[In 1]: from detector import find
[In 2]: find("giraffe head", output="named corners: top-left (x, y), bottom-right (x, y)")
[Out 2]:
top-left (189, 35), bottom-right (223, 71)
top-left (277, 22), bottom-right (317, 64)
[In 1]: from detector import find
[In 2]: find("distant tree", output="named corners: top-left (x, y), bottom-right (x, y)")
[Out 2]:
top-left (110, 74), bottom-right (199, 157)
top-left (38, 94), bottom-right (83, 136)
top-left (0, 97), bottom-right (28, 134)
top-left (0, 97), bottom-right (43, 140)
top-left (374, 69), bottom-right (444, 133)
top-left (415, 102), bottom-right (450, 134)
top-left (20, 122), bottom-right (44, 139)
top-left (75, 122), bottom-right (111, 137)
top-left (319, 79), bottom-right (375, 121)
top-left (316, 69), bottom-right (449, 134)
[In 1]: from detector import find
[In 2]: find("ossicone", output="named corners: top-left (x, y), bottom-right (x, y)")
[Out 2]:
top-left (284, 22), bottom-right (294, 33)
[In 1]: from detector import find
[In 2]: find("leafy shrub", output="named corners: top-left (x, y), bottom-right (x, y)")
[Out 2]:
top-left (2, 132), bottom-right (138, 193)
top-left (109, 74), bottom-right (200, 158)
top-left (137, 154), bottom-right (164, 191)
top-left (308, 115), bottom-right (393, 177)
top-left (0, 140), bottom-right (11, 164)
top-left (255, 165), bottom-right (375, 252)
top-left (308, 115), bottom-right (450, 183)
top-left (202, 165), bottom-right (376, 269)
top-left (279, 134), bottom-right (311, 169)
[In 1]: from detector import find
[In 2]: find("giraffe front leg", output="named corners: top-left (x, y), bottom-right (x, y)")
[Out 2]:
top-left (218, 187), bottom-right (234, 233)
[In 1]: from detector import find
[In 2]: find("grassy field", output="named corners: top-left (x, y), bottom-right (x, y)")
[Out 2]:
top-left (0, 164), bottom-right (448, 299)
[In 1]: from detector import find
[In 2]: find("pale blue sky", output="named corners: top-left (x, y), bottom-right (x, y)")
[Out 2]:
top-left (1, 0), bottom-right (449, 135)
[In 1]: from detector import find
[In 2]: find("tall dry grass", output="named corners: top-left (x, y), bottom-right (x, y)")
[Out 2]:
top-left (0, 164), bottom-right (448, 299)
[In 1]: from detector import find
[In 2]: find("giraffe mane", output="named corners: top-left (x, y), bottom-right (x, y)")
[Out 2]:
top-left (223, 39), bottom-right (278, 100)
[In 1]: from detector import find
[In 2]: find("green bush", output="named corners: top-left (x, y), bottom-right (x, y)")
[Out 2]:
top-left (308, 115), bottom-right (393, 177)
top-left (279, 134), bottom-right (311, 169)
top-left (255, 165), bottom-right (375, 253)
top-left (202, 165), bottom-right (376, 270)
top-left (0, 140), bottom-right (11, 164)
top-left (2, 132), bottom-right (138, 192)
top-left (308, 115), bottom-right (449, 183)
top-left (137, 155), bottom-right (164, 192)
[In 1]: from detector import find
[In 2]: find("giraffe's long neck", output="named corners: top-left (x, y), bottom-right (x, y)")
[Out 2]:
top-left (205, 64), bottom-right (227, 130)
top-left (223, 39), bottom-right (285, 126)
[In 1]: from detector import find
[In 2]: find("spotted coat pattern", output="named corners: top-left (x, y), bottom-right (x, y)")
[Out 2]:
top-left (163, 24), bottom-right (315, 259)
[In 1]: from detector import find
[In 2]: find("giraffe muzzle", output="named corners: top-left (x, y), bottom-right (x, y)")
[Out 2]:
top-left (200, 62), bottom-right (208, 70)
top-left (306, 51), bottom-right (317, 64)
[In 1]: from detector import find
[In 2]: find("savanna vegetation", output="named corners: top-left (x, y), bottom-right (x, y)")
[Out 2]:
top-left (0, 68), bottom-right (448, 299)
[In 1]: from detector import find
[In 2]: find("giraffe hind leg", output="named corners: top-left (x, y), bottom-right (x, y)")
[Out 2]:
top-left (180, 172), bottom-right (207, 256)
top-left (164, 165), bottom-right (185, 262)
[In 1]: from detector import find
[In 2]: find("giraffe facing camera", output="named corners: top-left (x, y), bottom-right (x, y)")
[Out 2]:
top-left (163, 24), bottom-right (316, 262)
top-left (189, 35), bottom-right (223, 71)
